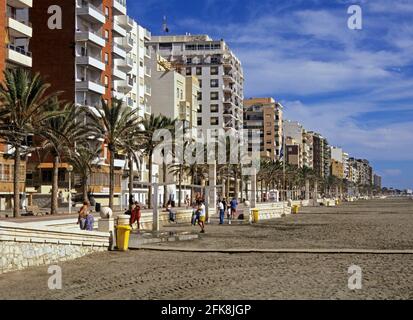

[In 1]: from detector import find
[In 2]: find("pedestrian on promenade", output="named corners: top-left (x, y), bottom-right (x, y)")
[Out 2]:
top-left (129, 202), bottom-right (141, 230)
top-left (184, 195), bottom-right (190, 208)
top-left (77, 201), bottom-right (90, 230)
top-left (230, 197), bottom-right (238, 219)
top-left (217, 199), bottom-right (225, 225)
top-left (85, 211), bottom-right (95, 231)
top-left (167, 201), bottom-right (177, 223)
top-left (191, 201), bottom-right (198, 226)
top-left (198, 201), bottom-right (206, 233)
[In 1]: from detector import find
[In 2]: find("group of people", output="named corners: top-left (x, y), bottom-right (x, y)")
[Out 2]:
top-left (77, 201), bottom-right (95, 231)
top-left (217, 197), bottom-right (238, 225)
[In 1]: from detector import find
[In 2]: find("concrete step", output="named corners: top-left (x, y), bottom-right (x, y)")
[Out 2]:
top-left (128, 231), bottom-right (199, 248)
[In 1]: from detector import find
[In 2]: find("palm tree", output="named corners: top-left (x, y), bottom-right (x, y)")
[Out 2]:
top-left (68, 144), bottom-right (102, 203)
top-left (0, 69), bottom-right (62, 217)
top-left (139, 114), bottom-right (175, 209)
top-left (91, 99), bottom-right (141, 209)
top-left (37, 103), bottom-right (95, 215)
top-left (298, 166), bottom-right (315, 200)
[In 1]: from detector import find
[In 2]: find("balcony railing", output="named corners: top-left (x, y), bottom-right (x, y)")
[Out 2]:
top-left (7, 12), bottom-right (32, 27)
top-left (7, 44), bottom-right (31, 57)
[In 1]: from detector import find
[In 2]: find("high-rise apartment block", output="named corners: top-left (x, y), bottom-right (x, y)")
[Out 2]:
top-left (148, 35), bottom-right (244, 132)
top-left (283, 120), bottom-right (304, 167)
top-left (243, 98), bottom-right (283, 161)
top-left (0, 0), bottom-right (32, 209)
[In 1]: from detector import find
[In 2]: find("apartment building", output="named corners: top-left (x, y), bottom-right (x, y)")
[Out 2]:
top-left (303, 130), bottom-right (314, 169)
top-left (148, 35), bottom-right (244, 132)
top-left (0, 0), bottom-right (32, 210)
top-left (285, 138), bottom-right (301, 167)
top-left (349, 158), bottom-right (372, 186)
top-left (116, 19), bottom-right (152, 118)
top-left (283, 120), bottom-right (304, 168)
top-left (373, 174), bottom-right (382, 190)
top-left (331, 159), bottom-right (344, 179)
top-left (311, 132), bottom-right (324, 177)
top-left (26, 0), bottom-right (130, 205)
top-left (243, 98), bottom-right (283, 161)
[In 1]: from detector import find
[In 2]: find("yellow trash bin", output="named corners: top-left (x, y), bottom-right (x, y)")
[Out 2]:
top-left (252, 209), bottom-right (259, 223)
top-left (116, 225), bottom-right (132, 251)
top-left (292, 205), bottom-right (299, 214)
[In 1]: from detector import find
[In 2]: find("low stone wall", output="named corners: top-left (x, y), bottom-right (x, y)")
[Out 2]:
top-left (253, 202), bottom-right (289, 221)
top-left (140, 209), bottom-right (194, 230)
top-left (0, 221), bottom-right (110, 274)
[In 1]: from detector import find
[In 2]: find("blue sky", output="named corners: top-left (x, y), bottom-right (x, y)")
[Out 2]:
top-left (127, 0), bottom-right (413, 190)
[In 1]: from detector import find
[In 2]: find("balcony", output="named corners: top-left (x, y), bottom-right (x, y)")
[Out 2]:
top-left (76, 2), bottom-right (105, 24)
top-left (117, 77), bottom-right (133, 93)
top-left (144, 66), bottom-right (151, 77)
top-left (144, 85), bottom-right (151, 96)
top-left (112, 20), bottom-right (127, 38)
top-left (145, 105), bottom-right (152, 115)
top-left (121, 36), bottom-right (134, 51)
top-left (113, 0), bottom-right (127, 16)
top-left (112, 43), bottom-right (127, 59)
top-left (144, 46), bottom-right (151, 58)
top-left (144, 29), bottom-right (151, 40)
top-left (117, 56), bottom-right (133, 71)
top-left (223, 73), bottom-right (235, 83)
top-left (75, 30), bottom-right (105, 48)
top-left (76, 80), bottom-right (105, 95)
top-left (6, 15), bottom-right (32, 38)
top-left (76, 55), bottom-right (105, 71)
top-left (112, 67), bottom-right (127, 81)
top-left (6, 44), bottom-right (32, 67)
top-left (7, 0), bottom-right (32, 8)
top-left (116, 15), bottom-right (133, 31)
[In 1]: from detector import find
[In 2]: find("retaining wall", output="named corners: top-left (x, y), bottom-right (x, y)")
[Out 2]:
top-left (0, 221), bottom-right (110, 274)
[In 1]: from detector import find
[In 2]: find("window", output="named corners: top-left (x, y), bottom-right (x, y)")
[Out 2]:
top-left (198, 80), bottom-right (202, 88)
top-left (105, 53), bottom-right (109, 64)
top-left (210, 117), bottom-right (219, 125)
top-left (196, 67), bottom-right (202, 76)
top-left (210, 66), bottom-right (218, 75)
top-left (210, 79), bottom-right (219, 88)
top-left (210, 92), bottom-right (219, 100)
top-left (197, 92), bottom-right (202, 101)
top-left (105, 7), bottom-right (109, 17)
top-left (177, 88), bottom-right (180, 98)
top-left (197, 117), bottom-right (202, 126)
top-left (186, 67), bottom-right (192, 76)
top-left (198, 104), bottom-right (202, 112)
top-left (105, 30), bottom-right (109, 40)
top-left (210, 104), bottom-right (219, 112)
top-left (187, 57), bottom-right (192, 64)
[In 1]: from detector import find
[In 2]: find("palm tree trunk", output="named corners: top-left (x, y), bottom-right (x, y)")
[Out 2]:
top-left (234, 169), bottom-right (239, 199)
top-left (163, 163), bottom-right (167, 207)
top-left (109, 148), bottom-right (115, 210)
top-left (82, 176), bottom-right (88, 203)
top-left (148, 153), bottom-right (152, 209)
top-left (128, 153), bottom-right (133, 211)
top-left (305, 179), bottom-right (310, 201)
top-left (13, 146), bottom-right (21, 218)
top-left (51, 155), bottom-right (59, 215)
top-left (178, 164), bottom-right (183, 207)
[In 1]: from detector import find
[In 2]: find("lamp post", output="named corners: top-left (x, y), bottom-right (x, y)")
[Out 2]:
top-left (67, 165), bottom-right (73, 215)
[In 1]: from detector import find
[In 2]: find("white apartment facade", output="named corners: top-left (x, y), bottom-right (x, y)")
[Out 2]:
top-left (283, 120), bottom-right (304, 168)
top-left (148, 35), bottom-right (244, 133)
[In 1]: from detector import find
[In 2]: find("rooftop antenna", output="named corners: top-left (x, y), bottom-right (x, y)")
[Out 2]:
top-left (162, 16), bottom-right (170, 34)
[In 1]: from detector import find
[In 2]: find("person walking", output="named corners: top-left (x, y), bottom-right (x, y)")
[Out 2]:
top-left (217, 199), bottom-right (225, 225)
top-left (77, 201), bottom-right (90, 230)
top-left (184, 195), bottom-right (190, 208)
top-left (198, 201), bottom-right (206, 233)
top-left (230, 197), bottom-right (238, 220)
top-left (129, 202), bottom-right (141, 231)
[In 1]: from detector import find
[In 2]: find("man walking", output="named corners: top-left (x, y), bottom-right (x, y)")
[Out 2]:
top-left (230, 197), bottom-right (238, 220)
top-left (217, 199), bottom-right (225, 225)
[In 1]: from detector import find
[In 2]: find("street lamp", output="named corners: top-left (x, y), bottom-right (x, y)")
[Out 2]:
top-left (67, 165), bottom-right (73, 215)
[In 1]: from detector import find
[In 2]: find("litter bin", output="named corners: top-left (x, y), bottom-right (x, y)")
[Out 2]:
top-left (252, 209), bottom-right (259, 223)
top-left (116, 225), bottom-right (132, 251)
top-left (335, 199), bottom-right (340, 206)
top-left (292, 205), bottom-right (300, 214)
top-left (95, 202), bottom-right (101, 213)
